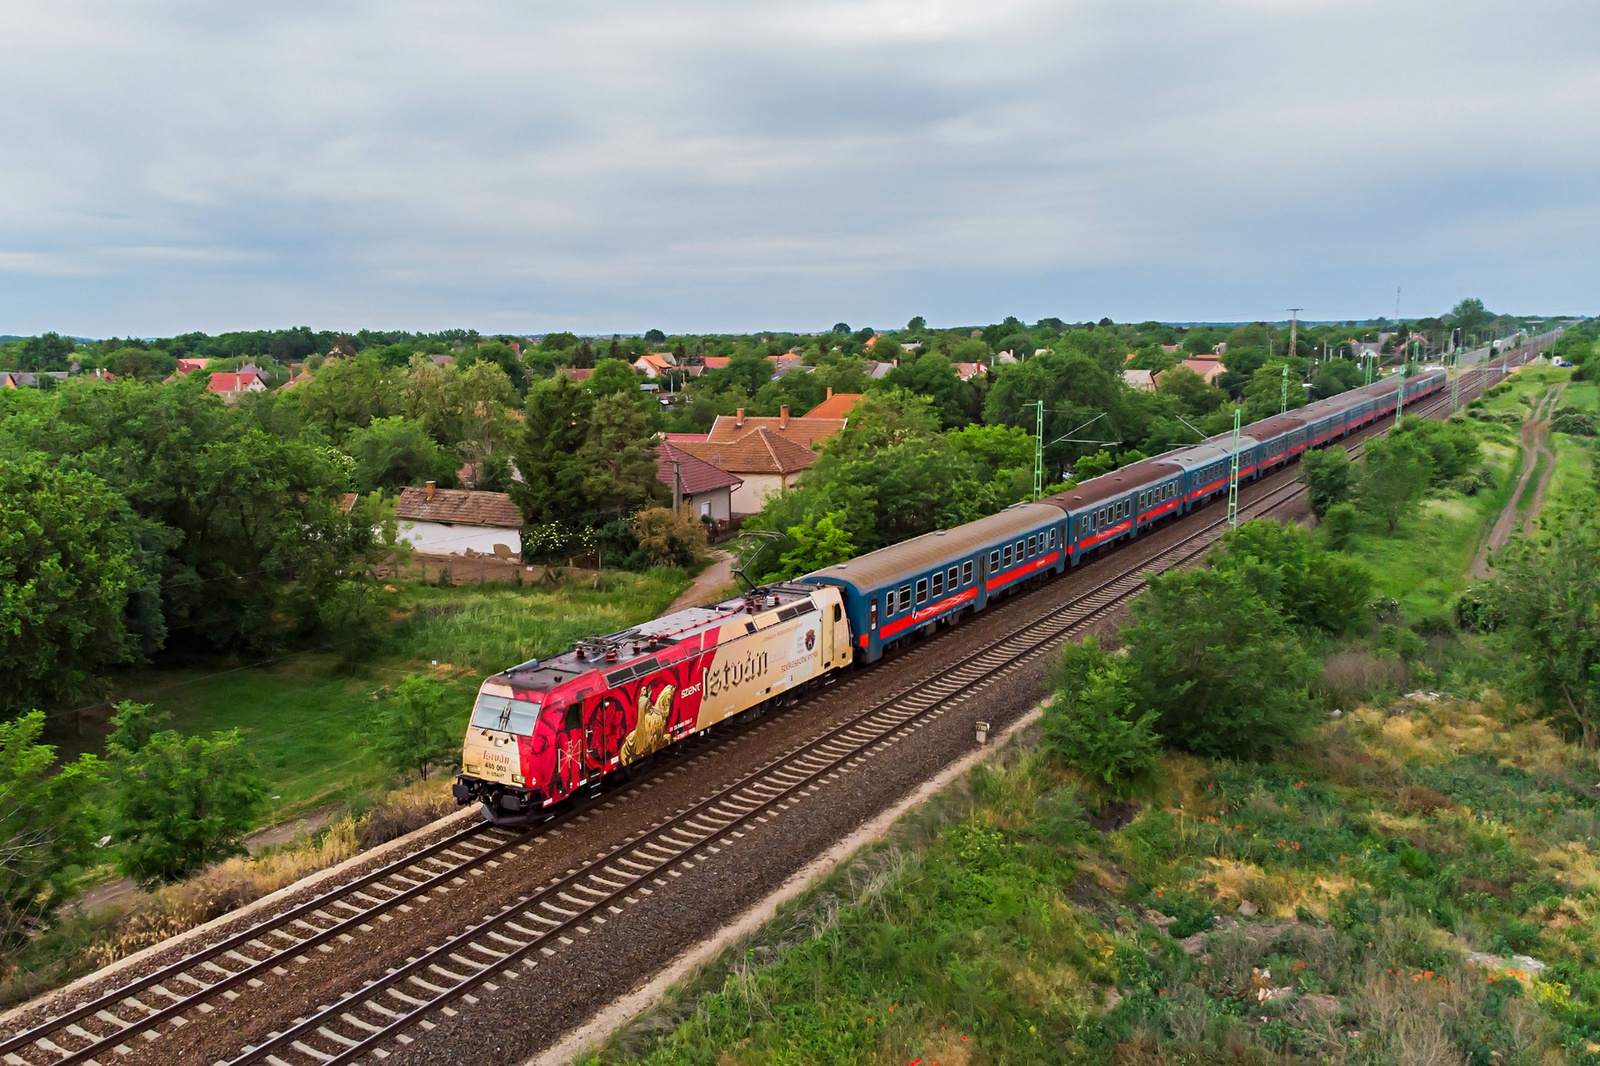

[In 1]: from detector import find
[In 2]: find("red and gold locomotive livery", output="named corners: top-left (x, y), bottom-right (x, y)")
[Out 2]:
top-left (454, 583), bottom-right (849, 824)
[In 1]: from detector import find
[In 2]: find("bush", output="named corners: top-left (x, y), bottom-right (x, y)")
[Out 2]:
top-left (1045, 638), bottom-right (1161, 790)
top-left (631, 506), bottom-right (707, 569)
top-left (1550, 408), bottom-right (1597, 436)
top-left (1122, 569), bottom-right (1318, 760)
top-left (1209, 519), bottom-right (1370, 634)
top-left (1322, 501), bottom-right (1359, 550)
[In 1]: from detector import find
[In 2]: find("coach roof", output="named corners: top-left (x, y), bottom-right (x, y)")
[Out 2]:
top-left (804, 503), bottom-right (1063, 590)
top-left (1040, 458), bottom-right (1186, 513)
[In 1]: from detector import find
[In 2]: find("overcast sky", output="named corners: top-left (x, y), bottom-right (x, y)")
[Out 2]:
top-left (1, 0), bottom-right (1595, 337)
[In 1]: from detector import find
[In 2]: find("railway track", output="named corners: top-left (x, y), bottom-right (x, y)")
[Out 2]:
top-left (1, 339), bottom-right (1543, 1066)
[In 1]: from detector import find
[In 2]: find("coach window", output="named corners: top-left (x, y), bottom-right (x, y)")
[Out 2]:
top-left (931, 571), bottom-right (944, 597)
top-left (989, 549), bottom-right (1000, 571)
top-left (947, 566), bottom-right (959, 587)
top-left (869, 599), bottom-right (878, 630)
top-left (962, 560), bottom-right (974, 584)
top-left (1002, 544), bottom-right (1013, 567)
top-left (898, 585), bottom-right (911, 612)
top-left (1015, 539), bottom-right (1025, 559)
top-left (1048, 529), bottom-right (1056, 548)
top-left (915, 578), bottom-right (929, 605)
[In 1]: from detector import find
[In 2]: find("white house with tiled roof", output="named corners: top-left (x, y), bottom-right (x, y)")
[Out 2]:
top-left (396, 483), bottom-right (523, 557)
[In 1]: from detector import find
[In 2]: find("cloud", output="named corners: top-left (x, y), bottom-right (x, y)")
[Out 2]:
top-left (0, 0), bottom-right (1595, 335)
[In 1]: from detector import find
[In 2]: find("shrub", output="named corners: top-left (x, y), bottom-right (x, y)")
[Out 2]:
top-left (1045, 637), bottom-right (1161, 790)
top-left (631, 506), bottom-right (707, 569)
top-left (1322, 501), bottom-right (1359, 550)
top-left (1209, 519), bottom-right (1370, 634)
top-left (1122, 569), bottom-right (1318, 760)
top-left (1550, 408), bottom-right (1597, 436)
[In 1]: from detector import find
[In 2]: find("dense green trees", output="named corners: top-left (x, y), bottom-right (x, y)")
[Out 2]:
top-left (0, 458), bottom-right (140, 714)
top-left (345, 416), bottom-right (456, 492)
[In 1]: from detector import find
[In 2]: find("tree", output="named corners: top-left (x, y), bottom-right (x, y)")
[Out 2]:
top-left (905, 316), bottom-right (926, 333)
top-left (1300, 447), bottom-right (1353, 517)
top-left (1122, 568), bottom-right (1317, 760)
top-left (775, 513), bottom-right (855, 578)
top-left (1242, 360), bottom-right (1306, 420)
top-left (1312, 359), bottom-right (1362, 398)
top-left (362, 677), bottom-right (461, 781)
top-left (579, 394), bottom-right (661, 518)
top-left (294, 353), bottom-right (394, 442)
top-left (644, 328), bottom-right (667, 345)
top-left (0, 457), bottom-right (140, 715)
top-left (1322, 502), bottom-right (1359, 550)
top-left (1045, 637), bottom-right (1160, 790)
top-left (1359, 434), bottom-right (1434, 531)
top-left (586, 358), bottom-right (645, 399)
top-left (1154, 365), bottom-right (1227, 417)
top-left (0, 713), bottom-right (103, 958)
top-left (106, 701), bottom-right (269, 884)
top-left (512, 377), bottom-right (595, 530)
top-left (1448, 298), bottom-right (1491, 341)
top-left (16, 332), bottom-right (76, 372)
top-left (344, 416), bottom-right (455, 493)
top-left (632, 507), bottom-right (706, 568)
top-left (1491, 503), bottom-right (1600, 748)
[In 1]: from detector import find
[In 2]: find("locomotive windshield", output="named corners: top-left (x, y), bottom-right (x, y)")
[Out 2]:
top-left (470, 694), bottom-right (538, 735)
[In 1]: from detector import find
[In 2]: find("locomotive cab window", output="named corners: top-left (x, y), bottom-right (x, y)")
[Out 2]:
top-left (915, 578), bottom-right (928, 605)
top-left (563, 704), bottom-right (582, 731)
top-left (833, 604), bottom-right (842, 622)
top-left (962, 560), bottom-right (974, 583)
top-left (931, 571), bottom-right (944, 597)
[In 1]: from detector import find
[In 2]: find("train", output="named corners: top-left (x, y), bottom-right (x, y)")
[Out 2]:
top-left (453, 366), bottom-right (1447, 824)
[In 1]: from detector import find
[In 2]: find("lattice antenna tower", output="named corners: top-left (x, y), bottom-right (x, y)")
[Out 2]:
top-left (1226, 406), bottom-right (1242, 529)
top-left (1030, 400), bottom-right (1044, 499)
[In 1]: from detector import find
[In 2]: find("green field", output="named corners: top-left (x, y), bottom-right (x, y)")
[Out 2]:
top-left (58, 569), bottom-right (692, 822)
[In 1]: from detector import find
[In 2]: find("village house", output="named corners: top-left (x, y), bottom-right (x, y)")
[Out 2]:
top-left (396, 482), bottom-right (523, 558)
top-left (654, 441), bottom-right (743, 526)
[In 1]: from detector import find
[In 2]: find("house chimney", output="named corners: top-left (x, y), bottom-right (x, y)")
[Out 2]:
top-left (425, 480), bottom-right (436, 501)
top-left (735, 408), bottom-right (745, 428)
top-left (779, 405), bottom-right (790, 429)
top-left (826, 386), bottom-right (833, 401)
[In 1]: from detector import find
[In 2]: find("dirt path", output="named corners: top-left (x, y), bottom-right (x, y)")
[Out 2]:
top-left (669, 549), bottom-right (736, 611)
top-left (1470, 384), bottom-right (1563, 577)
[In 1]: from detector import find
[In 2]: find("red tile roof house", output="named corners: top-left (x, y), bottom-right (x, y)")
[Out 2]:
top-left (674, 429), bottom-right (820, 516)
top-left (396, 482), bottom-right (523, 558)
top-left (206, 370), bottom-right (267, 403)
top-left (654, 441), bottom-right (744, 525)
top-left (803, 388), bottom-right (864, 421)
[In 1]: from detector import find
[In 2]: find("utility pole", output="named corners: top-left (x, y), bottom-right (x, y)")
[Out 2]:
top-left (1287, 307), bottom-right (1302, 387)
top-left (1226, 407), bottom-right (1242, 529)
top-left (1450, 348), bottom-right (1460, 412)
top-left (1029, 400), bottom-right (1044, 499)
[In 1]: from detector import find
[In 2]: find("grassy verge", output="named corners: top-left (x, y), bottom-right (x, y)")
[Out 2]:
top-left (585, 701), bottom-right (1596, 1066)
